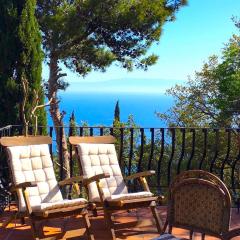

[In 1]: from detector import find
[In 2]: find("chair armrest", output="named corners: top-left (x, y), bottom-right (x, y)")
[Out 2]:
top-left (10, 182), bottom-right (37, 192)
top-left (125, 171), bottom-right (155, 192)
top-left (124, 170), bottom-right (155, 181)
top-left (58, 176), bottom-right (85, 186)
top-left (10, 182), bottom-right (36, 215)
top-left (83, 173), bottom-right (110, 204)
top-left (224, 228), bottom-right (240, 239)
top-left (83, 173), bottom-right (110, 186)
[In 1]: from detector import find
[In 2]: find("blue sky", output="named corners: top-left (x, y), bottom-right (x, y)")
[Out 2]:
top-left (42, 0), bottom-right (240, 93)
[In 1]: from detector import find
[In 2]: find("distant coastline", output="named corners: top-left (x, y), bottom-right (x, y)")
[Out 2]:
top-left (65, 78), bottom-right (186, 94)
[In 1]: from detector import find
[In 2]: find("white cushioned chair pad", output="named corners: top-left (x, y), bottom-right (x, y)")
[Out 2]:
top-left (77, 143), bottom-right (128, 202)
top-left (7, 144), bottom-right (86, 213)
top-left (31, 198), bottom-right (88, 212)
top-left (106, 191), bottom-right (153, 201)
top-left (77, 143), bottom-right (153, 202)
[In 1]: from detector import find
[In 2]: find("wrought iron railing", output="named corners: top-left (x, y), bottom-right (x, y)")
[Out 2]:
top-left (1, 125), bottom-right (240, 209)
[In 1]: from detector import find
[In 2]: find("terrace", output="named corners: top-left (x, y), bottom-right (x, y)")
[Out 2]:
top-left (0, 125), bottom-right (240, 239)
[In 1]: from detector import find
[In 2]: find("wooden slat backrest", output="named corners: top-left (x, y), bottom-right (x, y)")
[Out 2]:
top-left (69, 136), bottom-right (116, 145)
top-left (0, 135), bottom-right (52, 147)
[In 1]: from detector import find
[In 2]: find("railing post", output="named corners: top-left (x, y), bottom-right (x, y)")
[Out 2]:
top-left (128, 128), bottom-right (134, 176)
top-left (100, 127), bottom-right (104, 136)
top-left (177, 128), bottom-right (185, 174)
top-left (210, 129), bottom-right (219, 173)
top-left (137, 128), bottom-right (144, 172)
top-left (199, 128), bottom-right (207, 170)
top-left (147, 128), bottom-right (155, 170)
top-left (49, 126), bottom-right (53, 159)
top-left (187, 128), bottom-right (195, 170)
top-left (220, 129), bottom-right (231, 180)
top-left (157, 128), bottom-right (165, 194)
top-left (59, 127), bottom-right (63, 181)
top-left (231, 129), bottom-right (240, 194)
top-left (90, 127), bottom-right (93, 136)
top-left (119, 128), bottom-right (124, 170)
top-left (110, 127), bottom-right (113, 136)
top-left (167, 128), bottom-right (176, 186)
top-left (69, 126), bottom-right (73, 178)
top-left (80, 127), bottom-right (83, 136)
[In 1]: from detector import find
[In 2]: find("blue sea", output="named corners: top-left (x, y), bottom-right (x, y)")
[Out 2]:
top-left (49, 92), bottom-right (174, 128)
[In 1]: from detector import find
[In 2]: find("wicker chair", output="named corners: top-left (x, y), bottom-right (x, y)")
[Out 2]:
top-left (160, 170), bottom-right (240, 240)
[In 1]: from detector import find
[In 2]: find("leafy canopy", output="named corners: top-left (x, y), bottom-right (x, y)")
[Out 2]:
top-left (158, 19), bottom-right (240, 128)
top-left (215, 24), bottom-right (240, 115)
top-left (37, 0), bottom-right (186, 77)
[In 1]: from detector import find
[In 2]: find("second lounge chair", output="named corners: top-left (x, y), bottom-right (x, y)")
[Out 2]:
top-left (69, 135), bottom-right (163, 240)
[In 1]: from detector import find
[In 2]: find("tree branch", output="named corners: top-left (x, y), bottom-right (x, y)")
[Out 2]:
top-left (31, 97), bottom-right (54, 116)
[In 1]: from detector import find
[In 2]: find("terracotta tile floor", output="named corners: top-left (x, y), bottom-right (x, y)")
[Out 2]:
top-left (1, 206), bottom-right (240, 240)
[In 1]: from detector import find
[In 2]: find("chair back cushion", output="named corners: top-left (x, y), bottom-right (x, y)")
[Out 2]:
top-left (77, 143), bottom-right (128, 202)
top-left (169, 178), bottom-right (230, 236)
top-left (7, 144), bottom-right (63, 212)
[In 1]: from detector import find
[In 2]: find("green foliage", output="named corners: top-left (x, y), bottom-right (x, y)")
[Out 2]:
top-left (18, 0), bottom-right (47, 131)
top-left (155, 20), bottom-right (240, 196)
top-left (215, 33), bottom-right (240, 118)
top-left (0, 1), bottom-right (21, 126)
top-left (0, 0), bottom-right (47, 129)
top-left (68, 111), bottom-right (79, 181)
top-left (36, 0), bottom-right (187, 177)
top-left (158, 21), bottom-right (240, 128)
top-left (158, 56), bottom-right (225, 127)
top-left (112, 114), bottom-right (140, 176)
top-left (69, 111), bottom-right (78, 136)
top-left (113, 100), bottom-right (120, 125)
top-left (36, 0), bottom-right (187, 87)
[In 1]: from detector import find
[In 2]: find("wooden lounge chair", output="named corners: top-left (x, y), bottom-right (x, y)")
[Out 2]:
top-left (159, 170), bottom-right (240, 240)
top-left (69, 135), bottom-right (163, 240)
top-left (0, 135), bottom-right (99, 240)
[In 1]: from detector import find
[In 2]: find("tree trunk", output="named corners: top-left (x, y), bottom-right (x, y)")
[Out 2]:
top-left (48, 55), bottom-right (70, 183)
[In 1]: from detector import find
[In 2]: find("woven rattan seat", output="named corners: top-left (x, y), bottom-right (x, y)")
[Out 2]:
top-left (161, 170), bottom-right (240, 240)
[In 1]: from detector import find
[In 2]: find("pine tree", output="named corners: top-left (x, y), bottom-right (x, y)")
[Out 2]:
top-left (36, 0), bottom-right (186, 180)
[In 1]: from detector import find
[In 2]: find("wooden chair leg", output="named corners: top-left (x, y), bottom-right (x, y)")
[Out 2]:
top-left (104, 210), bottom-right (116, 240)
top-left (20, 217), bottom-right (25, 225)
top-left (237, 198), bottom-right (240, 214)
top-left (161, 219), bottom-right (168, 234)
top-left (88, 202), bottom-right (98, 217)
top-left (190, 230), bottom-right (194, 240)
top-left (168, 225), bottom-right (173, 234)
top-left (30, 219), bottom-right (40, 240)
top-left (92, 208), bottom-right (98, 217)
top-left (150, 204), bottom-right (163, 233)
top-left (83, 212), bottom-right (95, 240)
top-left (2, 212), bottom-right (17, 228)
